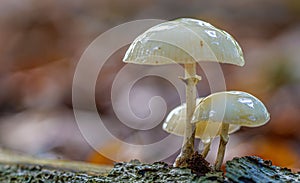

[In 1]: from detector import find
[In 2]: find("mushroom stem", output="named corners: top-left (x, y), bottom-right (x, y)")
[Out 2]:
top-left (215, 123), bottom-right (229, 170)
top-left (201, 140), bottom-right (211, 158)
top-left (174, 63), bottom-right (198, 167)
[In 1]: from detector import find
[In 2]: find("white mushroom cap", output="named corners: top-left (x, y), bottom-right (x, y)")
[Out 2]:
top-left (123, 18), bottom-right (244, 66)
top-left (163, 98), bottom-right (240, 140)
top-left (192, 91), bottom-right (270, 127)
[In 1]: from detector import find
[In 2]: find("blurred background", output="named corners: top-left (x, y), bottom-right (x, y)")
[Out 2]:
top-left (0, 0), bottom-right (299, 171)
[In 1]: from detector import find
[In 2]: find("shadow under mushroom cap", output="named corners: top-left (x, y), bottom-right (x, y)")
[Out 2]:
top-left (163, 98), bottom-right (240, 139)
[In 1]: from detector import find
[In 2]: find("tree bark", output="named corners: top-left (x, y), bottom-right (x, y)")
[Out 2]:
top-left (1, 148), bottom-right (299, 183)
top-left (226, 156), bottom-right (300, 183)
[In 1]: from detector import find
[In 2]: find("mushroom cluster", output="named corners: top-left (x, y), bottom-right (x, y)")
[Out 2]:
top-left (163, 98), bottom-right (240, 159)
top-left (123, 18), bottom-right (270, 169)
top-left (191, 91), bottom-right (270, 169)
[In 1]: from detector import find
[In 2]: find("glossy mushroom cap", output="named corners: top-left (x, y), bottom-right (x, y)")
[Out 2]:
top-left (192, 91), bottom-right (270, 127)
top-left (163, 98), bottom-right (240, 140)
top-left (123, 18), bottom-right (244, 66)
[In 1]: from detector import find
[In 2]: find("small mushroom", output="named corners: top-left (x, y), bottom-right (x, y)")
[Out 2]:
top-left (123, 18), bottom-right (244, 167)
top-left (192, 91), bottom-right (270, 170)
top-left (163, 98), bottom-right (240, 160)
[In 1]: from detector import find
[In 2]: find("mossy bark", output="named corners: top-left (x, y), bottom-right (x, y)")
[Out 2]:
top-left (226, 156), bottom-right (300, 183)
top-left (0, 149), bottom-right (299, 182)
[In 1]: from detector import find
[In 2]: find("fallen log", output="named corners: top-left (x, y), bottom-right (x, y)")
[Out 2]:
top-left (0, 148), bottom-right (299, 182)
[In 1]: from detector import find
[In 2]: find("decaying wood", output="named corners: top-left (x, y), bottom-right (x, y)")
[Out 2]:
top-left (226, 156), bottom-right (300, 183)
top-left (0, 148), bottom-right (299, 183)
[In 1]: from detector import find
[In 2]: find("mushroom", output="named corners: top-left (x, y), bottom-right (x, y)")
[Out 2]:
top-left (163, 98), bottom-right (240, 159)
top-left (123, 18), bottom-right (244, 167)
top-left (192, 91), bottom-right (270, 170)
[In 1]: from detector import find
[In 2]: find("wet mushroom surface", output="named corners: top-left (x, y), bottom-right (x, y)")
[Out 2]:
top-left (192, 91), bottom-right (270, 170)
top-left (123, 18), bottom-right (245, 167)
top-left (163, 98), bottom-right (240, 158)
